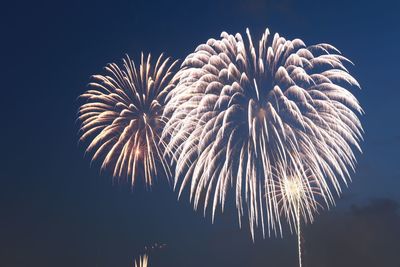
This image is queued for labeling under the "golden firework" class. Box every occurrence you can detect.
[79,53,178,186]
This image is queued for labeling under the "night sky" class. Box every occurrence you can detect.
[2,0,400,266]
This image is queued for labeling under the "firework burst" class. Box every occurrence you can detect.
[78,53,178,186]
[162,28,363,239]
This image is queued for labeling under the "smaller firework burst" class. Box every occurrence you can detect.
[78,53,178,186]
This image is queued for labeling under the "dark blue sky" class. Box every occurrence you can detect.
[2,0,400,266]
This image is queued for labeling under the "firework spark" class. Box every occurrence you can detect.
[134,254,149,267]
[162,28,363,239]
[78,53,178,186]
[133,243,166,267]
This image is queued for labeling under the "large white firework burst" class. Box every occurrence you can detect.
[162,28,363,238]
[78,53,178,186]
